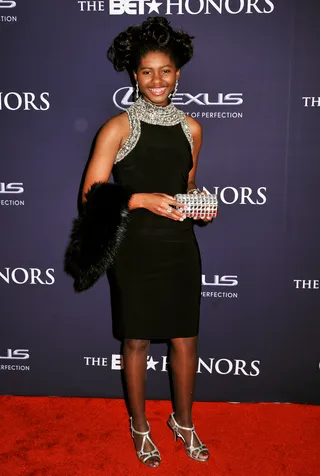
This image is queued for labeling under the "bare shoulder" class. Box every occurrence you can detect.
[185,115,202,139]
[108,111,129,127]
[98,111,129,140]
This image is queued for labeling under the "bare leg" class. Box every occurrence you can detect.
[123,338,160,467]
[169,336,209,461]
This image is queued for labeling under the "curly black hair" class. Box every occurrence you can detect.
[107,16,194,73]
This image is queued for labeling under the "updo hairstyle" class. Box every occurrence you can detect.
[107,16,194,74]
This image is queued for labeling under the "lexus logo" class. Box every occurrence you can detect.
[0,349,29,360]
[0,0,16,7]
[113,87,243,111]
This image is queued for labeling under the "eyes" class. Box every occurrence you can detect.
[141,69,172,75]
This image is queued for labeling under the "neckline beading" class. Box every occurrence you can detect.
[131,96,183,126]
[114,95,193,164]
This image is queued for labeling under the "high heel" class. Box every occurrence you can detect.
[167,412,209,462]
[130,417,161,467]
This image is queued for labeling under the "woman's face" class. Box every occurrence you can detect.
[134,51,180,106]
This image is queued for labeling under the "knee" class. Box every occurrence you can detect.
[170,336,198,353]
[124,338,150,353]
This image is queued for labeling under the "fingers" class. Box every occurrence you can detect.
[165,206,186,221]
[156,195,185,220]
[161,204,185,221]
[161,194,186,208]
[169,199,187,208]
[191,213,214,221]
[154,203,183,221]
[200,215,214,222]
[158,194,187,210]
[162,194,175,199]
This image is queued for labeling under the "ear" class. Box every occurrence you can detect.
[176,69,181,81]
[133,71,138,81]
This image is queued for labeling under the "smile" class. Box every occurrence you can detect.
[149,87,167,96]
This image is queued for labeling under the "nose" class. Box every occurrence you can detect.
[152,71,164,86]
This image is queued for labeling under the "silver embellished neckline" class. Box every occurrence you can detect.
[114,95,193,164]
[130,96,184,126]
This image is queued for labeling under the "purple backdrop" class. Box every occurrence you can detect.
[0,0,319,403]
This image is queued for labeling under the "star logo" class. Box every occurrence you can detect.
[146,0,162,14]
[147,356,159,370]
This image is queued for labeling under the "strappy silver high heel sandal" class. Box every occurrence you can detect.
[167,412,210,462]
[130,417,161,467]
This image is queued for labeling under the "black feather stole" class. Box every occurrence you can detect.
[64,182,133,292]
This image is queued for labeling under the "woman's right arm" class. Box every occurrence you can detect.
[81,113,128,203]
[82,114,148,211]
[82,113,185,220]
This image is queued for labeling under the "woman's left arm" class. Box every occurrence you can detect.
[186,116,202,193]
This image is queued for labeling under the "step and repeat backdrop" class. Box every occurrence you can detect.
[0,0,319,403]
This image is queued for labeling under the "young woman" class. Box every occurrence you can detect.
[82,16,212,468]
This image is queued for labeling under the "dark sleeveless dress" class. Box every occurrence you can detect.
[108,101,202,340]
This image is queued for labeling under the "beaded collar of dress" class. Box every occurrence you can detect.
[114,96,193,164]
[131,96,184,126]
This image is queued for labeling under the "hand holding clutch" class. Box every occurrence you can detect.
[174,187,218,221]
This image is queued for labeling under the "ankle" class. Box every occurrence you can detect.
[172,412,193,428]
[131,415,149,432]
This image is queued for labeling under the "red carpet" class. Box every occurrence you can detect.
[0,397,319,476]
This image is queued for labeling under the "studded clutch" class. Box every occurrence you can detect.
[174,192,218,219]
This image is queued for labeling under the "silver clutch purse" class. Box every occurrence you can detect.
[174,191,218,219]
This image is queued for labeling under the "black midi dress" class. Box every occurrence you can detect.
[107,96,202,340]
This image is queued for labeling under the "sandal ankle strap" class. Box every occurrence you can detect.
[130,417,151,436]
[170,412,195,431]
